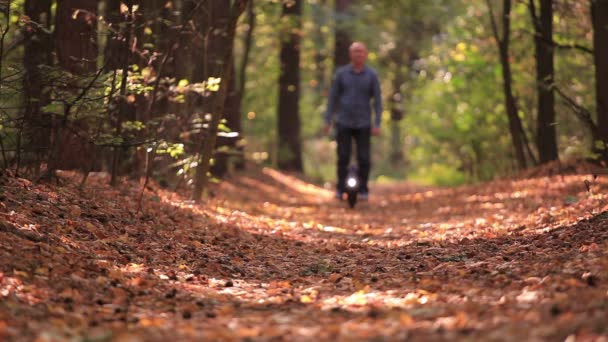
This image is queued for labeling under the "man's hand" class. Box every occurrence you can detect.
[371,126,381,136]
[323,123,332,135]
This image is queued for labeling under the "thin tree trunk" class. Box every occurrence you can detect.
[591,0,608,155]
[110,5,133,187]
[234,0,255,170]
[212,61,241,177]
[277,0,303,171]
[529,0,558,163]
[312,0,328,110]
[487,0,527,170]
[389,73,405,166]
[238,0,255,100]
[388,45,414,167]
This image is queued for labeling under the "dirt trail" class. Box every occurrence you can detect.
[1,168,607,341]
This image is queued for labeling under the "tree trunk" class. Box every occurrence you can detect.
[192,0,247,202]
[49,0,98,174]
[110,4,134,187]
[206,0,232,178]
[312,0,328,110]
[55,0,98,74]
[389,72,405,167]
[334,0,354,68]
[591,0,608,150]
[235,0,255,170]
[213,0,252,177]
[277,0,303,172]
[23,0,52,173]
[488,0,527,170]
[388,45,416,168]
[104,0,127,71]
[212,61,241,177]
[530,0,558,163]
[500,46,527,170]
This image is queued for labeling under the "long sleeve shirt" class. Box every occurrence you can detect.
[324,64,383,129]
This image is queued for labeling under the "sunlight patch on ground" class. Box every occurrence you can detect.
[262,168,334,199]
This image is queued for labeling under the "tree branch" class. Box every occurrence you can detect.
[486,0,502,46]
[553,86,601,141]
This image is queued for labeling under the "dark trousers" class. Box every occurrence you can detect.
[336,125,371,193]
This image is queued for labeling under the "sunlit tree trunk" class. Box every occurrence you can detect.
[213,0,252,177]
[235,0,255,170]
[213,61,241,177]
[192,0,247,202]
[529,0,558,164]
[205,0,231,179]
[277,0,303,171]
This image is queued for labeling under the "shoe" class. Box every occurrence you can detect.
[359,192,369,201]
[336,190,343,200]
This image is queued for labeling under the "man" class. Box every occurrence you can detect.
[324,42,383,200]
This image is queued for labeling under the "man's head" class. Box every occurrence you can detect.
[349,42,368,68]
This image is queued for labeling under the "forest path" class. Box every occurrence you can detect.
[1,168,607,341]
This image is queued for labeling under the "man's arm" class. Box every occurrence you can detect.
[324,72,341,126]
[372,73,383,128]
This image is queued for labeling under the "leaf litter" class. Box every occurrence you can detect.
[0,167,607,341]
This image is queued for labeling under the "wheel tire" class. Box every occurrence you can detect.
[347,192,357,208]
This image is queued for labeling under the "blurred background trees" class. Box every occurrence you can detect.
[0,0,606,192]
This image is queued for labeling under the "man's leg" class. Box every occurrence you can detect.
[354,127,371,194]
[336,124,352,194]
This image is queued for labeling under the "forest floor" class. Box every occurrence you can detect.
[1,165,608,341]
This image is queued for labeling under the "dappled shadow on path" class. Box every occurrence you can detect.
[1,169,607,341]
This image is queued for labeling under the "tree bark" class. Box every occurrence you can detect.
[110,4,134,187]
[192,0,247,202]
[55,0,98,74]
[213,0,252,177]
[334,0,354,68]
[104,0,127,71]
[487,0,528,170]
[48,0,98,175]
[530,0,559,163]
[206,0,232,178]
[277,0,303,171]
[312,0,328,110]
[235,0,255,170]
[23,0,52,173]
[591,0,608,151]
[212,61,242,177]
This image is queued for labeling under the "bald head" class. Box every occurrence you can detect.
[349,41,368,69]
[349,42,368,53]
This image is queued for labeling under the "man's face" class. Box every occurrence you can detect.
[350,44,368,66]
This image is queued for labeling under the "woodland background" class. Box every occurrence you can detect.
[0,0,607,193]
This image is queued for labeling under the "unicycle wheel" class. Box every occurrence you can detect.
[347,192,357,208]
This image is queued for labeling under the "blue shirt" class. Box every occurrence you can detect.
[324,65,383,129]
